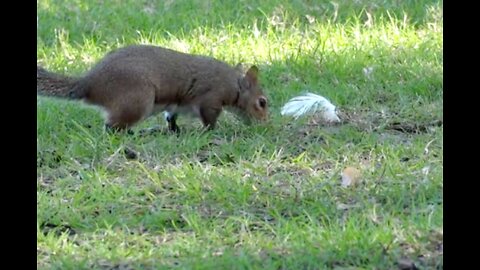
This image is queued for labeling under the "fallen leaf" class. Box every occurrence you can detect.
[341,167,361,187]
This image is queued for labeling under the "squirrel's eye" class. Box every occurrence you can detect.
[258,97,267,108]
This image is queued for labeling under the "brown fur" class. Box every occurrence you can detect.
[37,45,268,131]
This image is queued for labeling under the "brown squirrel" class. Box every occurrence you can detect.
[37,45,268,132]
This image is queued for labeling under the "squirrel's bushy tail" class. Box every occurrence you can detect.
[37,66,85,99]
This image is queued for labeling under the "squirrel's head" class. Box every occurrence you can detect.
[235,65,268,123]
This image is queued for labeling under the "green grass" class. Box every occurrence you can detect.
[37,0,443,269]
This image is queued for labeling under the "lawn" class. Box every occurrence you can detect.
[37,0,443,269]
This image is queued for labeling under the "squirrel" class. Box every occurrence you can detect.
[37,45,268,132]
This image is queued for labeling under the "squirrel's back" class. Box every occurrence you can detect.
[81,45,241,101]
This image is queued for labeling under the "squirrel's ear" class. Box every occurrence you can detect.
[244,65,258,86]
[238,65,259,90]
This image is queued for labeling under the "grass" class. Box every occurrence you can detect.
[37,0,443,269]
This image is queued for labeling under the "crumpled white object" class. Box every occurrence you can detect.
[281,92,341,122]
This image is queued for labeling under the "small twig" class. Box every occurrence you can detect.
[424,139,436,155]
